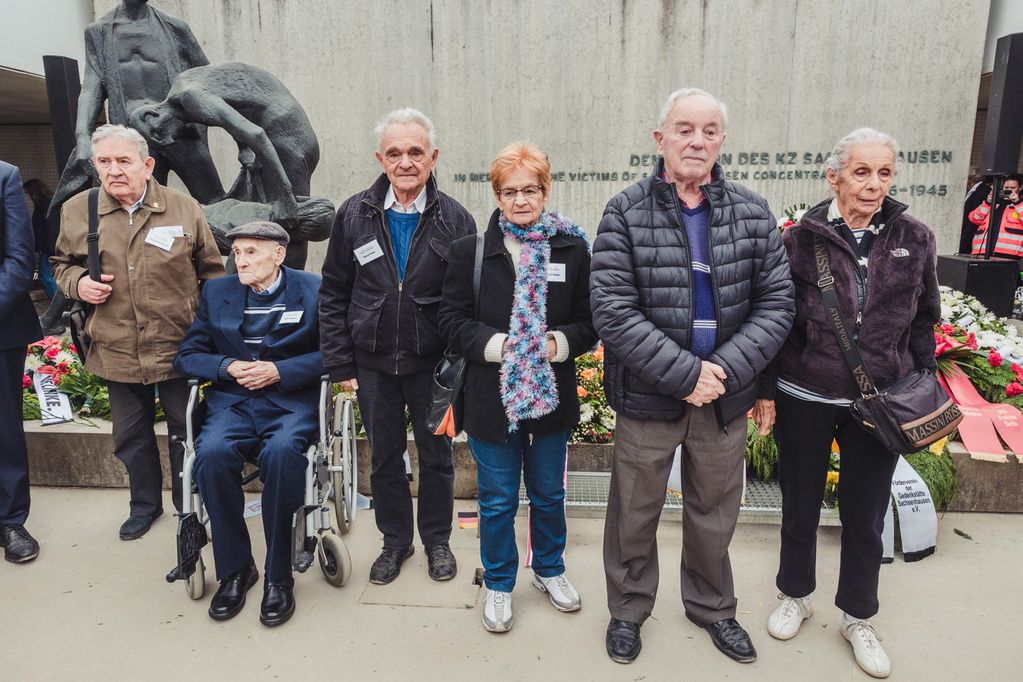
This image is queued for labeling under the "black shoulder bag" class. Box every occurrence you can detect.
[426,232,485,437]
[813,234,962,454]
[68,188,101,364]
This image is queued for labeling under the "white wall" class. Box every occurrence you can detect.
[90,0,991,266]
[0,0,93,76]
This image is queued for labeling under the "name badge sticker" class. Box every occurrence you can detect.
[354,239,385,265]
[547,262,566,282]
[144,230,175,251]
[279,310,304,325]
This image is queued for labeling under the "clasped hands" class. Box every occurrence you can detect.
[683,360,727,407]
[227,360,280,390]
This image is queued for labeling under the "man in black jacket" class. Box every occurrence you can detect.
[592,89,794,665]
[319,109,475,585]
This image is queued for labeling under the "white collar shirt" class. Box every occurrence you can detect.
[384,185,427,214]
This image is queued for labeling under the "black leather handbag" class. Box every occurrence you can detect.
[813,234,962,454]
[68,189,101,364]
[426,232,484,437]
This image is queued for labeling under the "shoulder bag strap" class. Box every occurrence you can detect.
[87,188,101,280]
[812,233,878,398]
[472,231,484,316]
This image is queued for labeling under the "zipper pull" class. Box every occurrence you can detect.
[398,282,403,292]
[856,311,863,326]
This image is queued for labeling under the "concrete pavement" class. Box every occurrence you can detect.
[3,487,1018,680]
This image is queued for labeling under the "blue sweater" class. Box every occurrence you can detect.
[679,203,717,359]
[386,209,420,281]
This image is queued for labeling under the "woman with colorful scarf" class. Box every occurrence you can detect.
[438,142,596,633]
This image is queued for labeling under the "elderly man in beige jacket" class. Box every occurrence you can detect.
[53,124,223,540]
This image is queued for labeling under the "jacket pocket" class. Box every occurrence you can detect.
[411,294,444,355]
[348,289,387,353]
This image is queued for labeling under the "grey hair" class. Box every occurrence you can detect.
[657,87,729,131]
[822,128,899,175]
[374,108,437,150]
[91,123,149,159]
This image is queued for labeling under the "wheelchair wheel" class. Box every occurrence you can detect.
[331,397,358,535]
[186,554,206,600]
[318,533,351,587]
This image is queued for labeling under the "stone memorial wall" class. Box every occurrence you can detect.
[95,0,990,270]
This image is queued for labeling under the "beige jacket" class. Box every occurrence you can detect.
[52,179,224,384]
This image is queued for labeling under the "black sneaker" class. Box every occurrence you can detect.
[118,509,163,541]
[1,525,40,563]
[368,546,414,585]
[425,543,457,581]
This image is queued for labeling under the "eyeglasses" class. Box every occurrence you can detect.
[497,185,544,202]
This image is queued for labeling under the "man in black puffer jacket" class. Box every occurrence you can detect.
[319,108,475,586]
[592,89,794,666]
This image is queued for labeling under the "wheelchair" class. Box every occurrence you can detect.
[166,376,359,599]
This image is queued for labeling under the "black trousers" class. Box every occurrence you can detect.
[0,348,31,526]
[106,378,189,516]
[774,391,899,619]
[356,367,454,549]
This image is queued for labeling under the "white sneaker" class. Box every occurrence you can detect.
[482,589,513,632]
[767,593,813,640]
[842,619,891,678]
[532,573,581,612]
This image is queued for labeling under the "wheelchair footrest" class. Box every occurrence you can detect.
[174,512,209,581]
[291,505,319,573]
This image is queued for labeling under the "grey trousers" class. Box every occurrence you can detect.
[603,405,746,624]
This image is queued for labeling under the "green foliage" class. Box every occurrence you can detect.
[905,445,958,511]
[745,419,779,480]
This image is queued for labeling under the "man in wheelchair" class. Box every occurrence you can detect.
[174,221,325,627]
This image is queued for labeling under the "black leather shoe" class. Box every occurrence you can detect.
[1,525,40,563]
[259,581,296,627]
[119,509,163,541]
[425,543,457,581]
[606,618,642,663]
[208,562,259,621]
[686,612,757,663]
[369,546,414,585]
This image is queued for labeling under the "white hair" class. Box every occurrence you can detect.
[91,123,149,159]
[374,108,437,150]
[657,87,729,131]
[823,127,899,175]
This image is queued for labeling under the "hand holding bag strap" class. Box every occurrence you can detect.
[812,233,877,398]
[87,188,101,280]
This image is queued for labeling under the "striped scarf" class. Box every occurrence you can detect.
[498,210,588,431]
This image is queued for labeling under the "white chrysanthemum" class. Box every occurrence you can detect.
[55,350,77,365]
[940,304,953,322]
[24,355,43,372]
[579,403,594,424]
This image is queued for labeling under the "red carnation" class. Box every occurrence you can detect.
[1007,382,1023,397]
[940,323,955,335]
[44,347,60,360]
[1013,363,1023,382]
[966,332,978,350]
[22,374,31,389]
[989,349,1003,367]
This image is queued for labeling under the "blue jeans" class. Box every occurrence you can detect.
[38,252,57,300]
[468,425,570,592]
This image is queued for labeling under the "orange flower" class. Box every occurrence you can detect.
[581,368,598,382]
[577,386,588,398]
[593,345,605,361]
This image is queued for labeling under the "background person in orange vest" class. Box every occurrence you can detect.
[969,173,1023,258]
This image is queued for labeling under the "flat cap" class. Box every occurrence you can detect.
[225,221,290,247]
